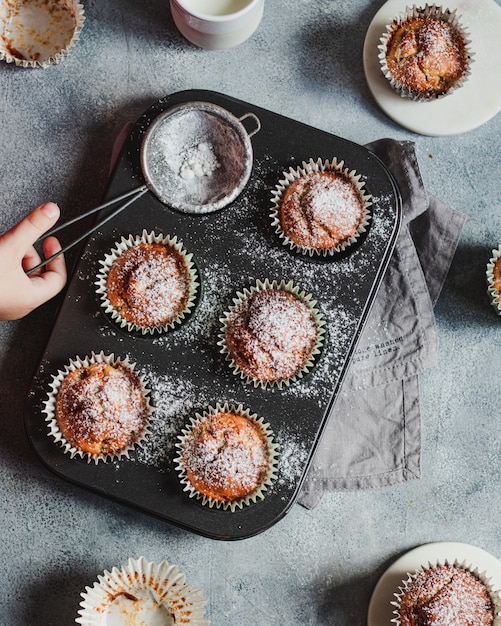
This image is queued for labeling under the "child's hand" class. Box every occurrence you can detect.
[0,202,67,320]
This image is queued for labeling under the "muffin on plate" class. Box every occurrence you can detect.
[96,230,199,335]
[486,244,501,316]
[379,5,473,100]
[174,403,279,511]
[218,278,326,388]
[392,561,501,626]
[270,158,371,256]
[44,352,154,463]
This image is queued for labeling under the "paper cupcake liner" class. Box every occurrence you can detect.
[43,351,155,464]
[270,157,372,257]
[378,4,474,101]
[218,278,326,389]
[391,558,501,626]
[0,0,85,68]
[95,229,200,335]
[486,244,501,316]
[76,556,210,625]
[174,402,280,512]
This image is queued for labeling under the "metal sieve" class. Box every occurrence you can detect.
[28,101,260,273]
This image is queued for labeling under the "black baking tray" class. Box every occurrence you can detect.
[25,90,402,540]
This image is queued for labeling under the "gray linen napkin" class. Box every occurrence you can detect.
[298,138,465,509]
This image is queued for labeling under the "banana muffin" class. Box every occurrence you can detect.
[175,404,279,510]
[381,6,471,100]
[220,280,324,387]
[280,170,366,251]
[55,360,151,457]
[106,242,191,328]
[271,158,371,256]
[396,564,496,626]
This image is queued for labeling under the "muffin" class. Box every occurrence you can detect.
[270,158,371,256]
[76,556,209,626]
[379,5,472,100]
[44,352,154,462]
[393,562,500,626]
[174,403,279,511]
[486,244,501,316]
[218,279,326,388]
[96,230,199,335]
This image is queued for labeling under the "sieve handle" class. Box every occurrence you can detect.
[239,112,261,138]
[26,185,148,275]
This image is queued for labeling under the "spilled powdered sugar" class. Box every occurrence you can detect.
[122,157,397,495]
[83,153,398,496]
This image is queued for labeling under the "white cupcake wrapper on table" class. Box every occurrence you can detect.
[174,402,280,512]
[43,351,155,464]
[0,0,85,68]
[390,558,501,626]
[378,4,474,102]
[270,157,372,257]
[76,556,210,625]
[486,244,501,316]
[218,278,327,389]
[95,229,200,335]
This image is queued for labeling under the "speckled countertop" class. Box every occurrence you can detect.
[0,1,500,624]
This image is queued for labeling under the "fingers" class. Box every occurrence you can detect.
[0,204,67,320]
[4,202,60,252]
[21,245,43,274]
[41,236,67,289]
[28,235,67,295]
[22,234,66,294]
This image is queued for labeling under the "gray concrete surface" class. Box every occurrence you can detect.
[0,1,500,624]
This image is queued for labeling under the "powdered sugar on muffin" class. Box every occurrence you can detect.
[219,279,326,388]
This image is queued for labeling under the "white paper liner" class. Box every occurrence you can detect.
[174,402,280,512]
[218,278,326,389]
[486,245,501,316]
[0,0,85,68]
[378,4,474,101]
[43,351,155,464]
[95,230,200,335]
[270,157,372,257]
[390,558,501,626]
[76,556,210,626]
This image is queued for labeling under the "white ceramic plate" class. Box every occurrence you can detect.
[363,0,501,136]
[367,541,501,625]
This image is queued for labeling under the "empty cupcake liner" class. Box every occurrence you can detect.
[76,556,210,625]
[174,402,280,512]
[391,558,501,626]
[486,244,501,316]
[218,278,326,389]
[378,4,474,101]
[0,0,85,68]
[270,157,372,257]
[44,351,155,464]
[95,229,200,335]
